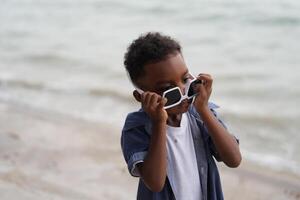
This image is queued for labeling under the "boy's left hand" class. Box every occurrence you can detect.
[193,73,213,113]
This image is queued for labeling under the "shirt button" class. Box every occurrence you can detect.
[174,139,178,143]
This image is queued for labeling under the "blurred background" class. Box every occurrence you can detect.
[0,0,299,199]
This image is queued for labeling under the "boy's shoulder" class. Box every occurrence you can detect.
[122,109,150,131]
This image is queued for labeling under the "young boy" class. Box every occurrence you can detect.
[121,32,241,200]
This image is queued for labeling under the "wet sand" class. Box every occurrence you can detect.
[0,102,299,200]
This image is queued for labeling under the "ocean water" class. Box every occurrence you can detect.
[0,0,299,175]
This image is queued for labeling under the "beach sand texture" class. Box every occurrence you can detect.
[0,102,299,200]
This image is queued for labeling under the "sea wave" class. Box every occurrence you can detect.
[222,111,299,128]
[0,79,132,102]
[245,15,300,26]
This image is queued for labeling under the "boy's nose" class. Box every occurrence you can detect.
[179,83,186,95]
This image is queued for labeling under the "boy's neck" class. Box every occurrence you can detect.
[167,113,183,127]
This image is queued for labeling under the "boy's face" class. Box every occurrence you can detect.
[136,52,193,115]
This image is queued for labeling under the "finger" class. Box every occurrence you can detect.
[194,83,207,102]
[197,73,211,78]
[158,97,168,109]
[142,92,151,107]
[197,74,213,88]
[149,93,160,108]
[195,76,206,86]
[197,74,212,81]
[193,80,202,93]
[141,92,146,104]
[146,93,156,107]
[202,75,213,89]
[204,75,213,89]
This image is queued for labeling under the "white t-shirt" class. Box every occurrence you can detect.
[166,113,202,200]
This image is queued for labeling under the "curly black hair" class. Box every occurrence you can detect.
[124,32,182,85]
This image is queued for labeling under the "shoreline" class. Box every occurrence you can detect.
[0,101,299,200]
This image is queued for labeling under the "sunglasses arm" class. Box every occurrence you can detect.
[135,87,144,95]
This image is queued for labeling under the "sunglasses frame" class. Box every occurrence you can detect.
[162,77,200,109]
[135,75,202,110]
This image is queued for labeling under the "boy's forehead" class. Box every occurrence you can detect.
[142,53,189,84]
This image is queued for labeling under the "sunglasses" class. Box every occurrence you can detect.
[136,77,202,110]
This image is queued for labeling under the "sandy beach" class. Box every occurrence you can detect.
[0,101,299,200]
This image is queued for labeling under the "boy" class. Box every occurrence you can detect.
[121,32,241,200]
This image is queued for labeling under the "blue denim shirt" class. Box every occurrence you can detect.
[121,102,230,200]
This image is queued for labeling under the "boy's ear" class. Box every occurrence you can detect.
[133,90,141,102]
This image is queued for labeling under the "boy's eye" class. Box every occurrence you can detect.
[183,77,190,83]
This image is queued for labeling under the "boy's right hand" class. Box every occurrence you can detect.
[141,92,168,123]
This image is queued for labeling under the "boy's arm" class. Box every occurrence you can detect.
[198,106,241,167]
[194,74,242,168]
[137,92,168,192]
[137,121,167,192]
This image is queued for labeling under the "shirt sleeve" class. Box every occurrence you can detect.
[121,125,150,177]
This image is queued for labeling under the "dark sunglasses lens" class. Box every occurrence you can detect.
[164,89,181,106]
[188,80,201,97]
